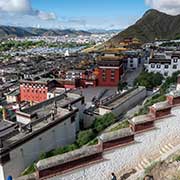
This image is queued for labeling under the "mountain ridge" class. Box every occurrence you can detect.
[108,9,180,45]
[0,25,91,38]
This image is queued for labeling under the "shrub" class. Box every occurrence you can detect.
[93,113,116,133]
[21,163,36,176]
[52,143,79,156]
[77,129,96,147]
[172,154,180,162]
[135,71,164,90]
[144,161,160,175]
[88,138,98,146]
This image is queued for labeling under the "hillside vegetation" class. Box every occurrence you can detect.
[108,9,180,45]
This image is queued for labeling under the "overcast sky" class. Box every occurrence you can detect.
[0,0,179,30]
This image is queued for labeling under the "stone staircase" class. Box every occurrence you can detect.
[160,143,174,155]
[135,158,151,171]
[115,142,177,179]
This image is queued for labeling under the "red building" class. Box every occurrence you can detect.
[20,79,57,103]
[97,56,124,86]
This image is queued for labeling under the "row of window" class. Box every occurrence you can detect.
[22,89,46,94]
[151,64,177,69]
[22,96,46,100]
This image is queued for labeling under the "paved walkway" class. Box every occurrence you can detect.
[123,64,143,86]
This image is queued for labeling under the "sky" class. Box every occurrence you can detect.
[0,0,180,30]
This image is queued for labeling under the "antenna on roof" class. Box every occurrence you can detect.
[68,104,73,111]
[51,109,55,121]
[26,124,32,133]
[18,124,24,133]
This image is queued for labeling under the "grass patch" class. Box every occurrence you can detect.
[21,163,36,176]
[172,154,180,162]
[87,138,98,146]
[144,161,160,175]
[110,120,129,132]
[135,94,166,116]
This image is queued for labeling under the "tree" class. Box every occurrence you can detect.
[76,129,96,147]
[135,71,164,89]
[93,113,116,133]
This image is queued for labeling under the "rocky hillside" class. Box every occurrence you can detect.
[108,9,180,44]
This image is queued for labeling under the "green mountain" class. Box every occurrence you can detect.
[108,9,180,44]
[0,26,91,38]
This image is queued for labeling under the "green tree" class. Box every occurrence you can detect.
[76,129,96,147]
[93,113,116,133]
[135,71,164,89]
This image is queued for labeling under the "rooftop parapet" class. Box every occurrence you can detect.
[129,114,155,132]
[100,128,133,142]
[130,114,153,125]
[167,90,180,105]
[150,101,172,118]
[36,143,102,171]
[36,143,103,178]
[100,128,134,150]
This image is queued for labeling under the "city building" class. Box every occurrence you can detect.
[6,89,20,104]
[97,56,124,86]
[20,79,58,103]
[0,92,84,180]
[16,81,180,180]
[123,51,141,70]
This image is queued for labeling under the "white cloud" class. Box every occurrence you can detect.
[145,0,180,15]
[0,0,56,20]
[37,11,56,20]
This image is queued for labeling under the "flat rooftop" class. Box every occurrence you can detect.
[0,120,16,138]
[5,107,75,149]
[21,92,82,116]
[100,87,146,109]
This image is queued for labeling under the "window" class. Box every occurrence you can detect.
[111,69,115,75]
[173,58,178,63]
[157,64,161,69]
[102,77,106,81]
[151,64,155,68]
[71,116,75,123]
[164,65,169,69]
[130,64,133,68]
[130,59,133,63]
[173,65,177,69]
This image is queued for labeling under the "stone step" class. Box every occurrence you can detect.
[135,158,151,171]
[160,143,174,155]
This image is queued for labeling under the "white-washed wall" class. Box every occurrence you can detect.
[49,106,180,180]
[1,117,76,180]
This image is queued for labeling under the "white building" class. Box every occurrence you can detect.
[145,53,180,76]
[0,93,85,180]
[127,56,139,69]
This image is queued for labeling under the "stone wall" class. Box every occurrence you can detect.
[32,99,180,180]
[1,116,76,180]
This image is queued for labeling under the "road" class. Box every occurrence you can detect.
[123,63,144,86]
